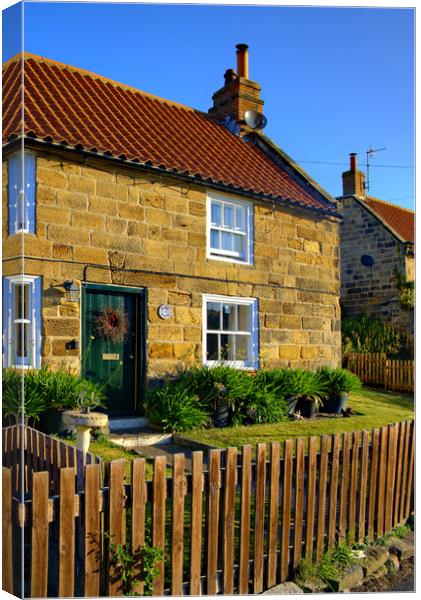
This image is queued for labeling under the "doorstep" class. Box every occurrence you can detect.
[108,415,151,432]
[109,429,173,448]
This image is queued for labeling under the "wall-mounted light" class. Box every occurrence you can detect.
[64,280,80,302]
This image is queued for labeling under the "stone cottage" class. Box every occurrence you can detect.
[337,153,414,331]
[2,46,341,414]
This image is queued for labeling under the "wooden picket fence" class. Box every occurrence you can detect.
[2,424,101,496]
[2,420,414,597]
[347,353,414,392]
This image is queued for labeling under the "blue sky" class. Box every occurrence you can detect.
[2,1,415,209]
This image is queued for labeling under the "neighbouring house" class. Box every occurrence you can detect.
[337,153,414,331]
[2,46,341,414]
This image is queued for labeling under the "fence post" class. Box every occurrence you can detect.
[2,467,13,595]
[172,454,186,596]
[30,471,50,598]
[238,445,252,595]
[190,452,204,596]
[384,359,390,391]
[222,448,237,595]
[253,444,267,593]
[267,442,280,588]
[207,449,221,595]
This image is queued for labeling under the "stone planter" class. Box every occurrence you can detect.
[62,410,108,453]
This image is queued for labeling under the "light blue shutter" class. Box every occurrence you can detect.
[7,154,20,234]
[2,278,12,367]
[32,277,42,369]
[25,153,36,233]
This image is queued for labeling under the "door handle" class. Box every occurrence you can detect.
[129,355,134,359]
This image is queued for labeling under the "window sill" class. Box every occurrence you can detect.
[206,253,254,267]
[203,361,258,371]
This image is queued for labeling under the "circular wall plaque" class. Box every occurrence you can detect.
[158,304,171,320]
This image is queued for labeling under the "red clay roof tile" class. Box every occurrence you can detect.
[365,196,414,243]
[3,54,337,214]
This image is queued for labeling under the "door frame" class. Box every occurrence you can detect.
[81,282,147,414]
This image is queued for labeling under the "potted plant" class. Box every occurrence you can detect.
[145,384,210,433]
[2,369,46,426]
[294,370,329,419]
[3,366,106,434]
[178,366,253,428]
[317,367,362,414]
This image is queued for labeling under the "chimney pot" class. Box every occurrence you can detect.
[209,44,263,135]
[236,43,249,79]
[224,68,237,84]
[342,152,366,197]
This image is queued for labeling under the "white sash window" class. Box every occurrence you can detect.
[202,294,258,369]
[207,192,253,264]
[8,151,36,235]
[3,275,42,369]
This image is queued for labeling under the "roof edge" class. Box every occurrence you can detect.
[338,193,409,244]
[248,132,339,210]
[5,135,341,220]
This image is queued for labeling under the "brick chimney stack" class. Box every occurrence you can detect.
[342,153,366,197]
[209,44,264,135]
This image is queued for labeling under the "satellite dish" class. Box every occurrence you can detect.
[244,109,268,130]
[361,254,374,267]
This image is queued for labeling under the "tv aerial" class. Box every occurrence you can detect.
[365,146,386,193]
[244,109,268,130]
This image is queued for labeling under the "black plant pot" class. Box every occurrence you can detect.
[296,398,317,419]
[212,401,230,428]
[286,395,299,416]
[331,392,349,414]
[38,408,76,436]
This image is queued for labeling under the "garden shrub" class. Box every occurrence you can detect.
[254,368,328,402]
[2,367,105,424]
[341,315,406,358]
[145,385,210,433]
[179,366,253,409]
[243,384,289,424]
[317,367,362,394]
[2,369,46,424]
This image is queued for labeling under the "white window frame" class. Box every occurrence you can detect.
[7,150,36,235]
[3,275,41,369]
[202,294,259,369]
[206,191,254,265]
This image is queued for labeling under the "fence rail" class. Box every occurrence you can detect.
[347,353,414,392]
[2,420,415,597]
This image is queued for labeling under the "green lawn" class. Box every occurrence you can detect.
[58,387,413,467]
[181,387,414,450]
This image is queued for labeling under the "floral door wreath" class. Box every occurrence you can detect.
[95,306,129,342]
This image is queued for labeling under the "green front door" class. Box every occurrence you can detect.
[82,284,146,414]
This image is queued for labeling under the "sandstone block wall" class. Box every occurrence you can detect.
[339,196,413,330]
[3,148,341,379]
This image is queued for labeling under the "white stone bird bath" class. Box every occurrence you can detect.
[62,410,108,453]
